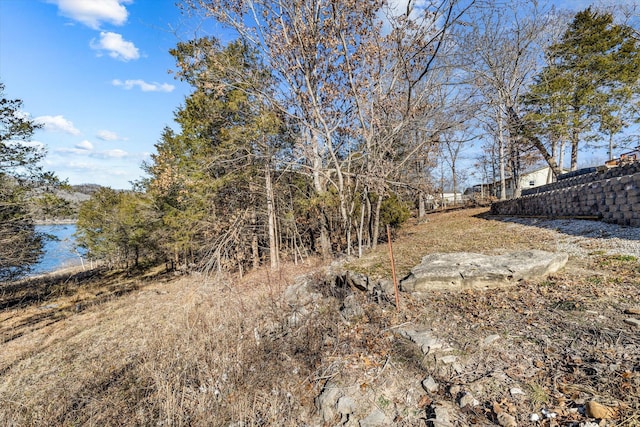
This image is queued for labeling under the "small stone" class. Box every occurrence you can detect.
[430,402,452,426]
[340,295,364,320]
[586,401,617,419]
[458,392,479,408]
[316,382,342,423]
[483,334,501,345]
[375,279,395,297]
[337,396,355,416]
[530,413,540,422]
[345,271,369,291]
[421,338,444,354]
[398,328,444,354]
[439,355,458,364]
[359,408,388,427]
[510,387,525,397]
[422,376,439,393]
[449,385,461,397]
[623,318,640,327]
[497,412,517,427]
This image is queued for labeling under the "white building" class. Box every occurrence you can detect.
[474,166,567,200]
[423,192,466,210]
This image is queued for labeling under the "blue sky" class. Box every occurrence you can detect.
[0,0,623,189]
[0,0,195,189]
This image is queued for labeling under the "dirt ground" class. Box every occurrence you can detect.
[0,207,638,426]
[340,208,640,426]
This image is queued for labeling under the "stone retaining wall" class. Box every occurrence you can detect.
[491,162,640,227]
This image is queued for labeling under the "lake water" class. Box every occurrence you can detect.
[31,224,85,275]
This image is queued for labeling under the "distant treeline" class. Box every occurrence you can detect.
[29,184,102,222]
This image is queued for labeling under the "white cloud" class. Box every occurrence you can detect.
[112,79,175,93]
[35,115,81,135]
[96,129,124,141]
[56,147,91,155]
[54,145,130,159]
[75,140,94,150]
[100,149,129,158]
[90,32,139,61]
[49,0,131,29]
[386,0,429,18]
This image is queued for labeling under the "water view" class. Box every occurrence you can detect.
[31,224,85,275]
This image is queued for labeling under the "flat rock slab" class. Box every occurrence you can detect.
[398,327,445,354]
[401,250,568,292]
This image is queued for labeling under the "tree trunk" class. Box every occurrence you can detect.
[559,139,566,172]
[265,163,279,270]
[548,135,558,183]
[358,194,366,257]
[311,134,332,258]
[506,106,563,177]
[418,191,426,218]
[371,191,383,250]
[608,132,614,161]
[366,191,373,249]
[570,130,579,171]
[510,139,522,198]
[251,209,260,269]
[452,165,458,204]
[498,109,507,200]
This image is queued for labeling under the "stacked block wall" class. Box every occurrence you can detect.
[491,162,640,227]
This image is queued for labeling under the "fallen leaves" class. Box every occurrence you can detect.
[585,400,618,419]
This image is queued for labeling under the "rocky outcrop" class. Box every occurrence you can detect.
[400,250,568,292]
[284,251,571,425]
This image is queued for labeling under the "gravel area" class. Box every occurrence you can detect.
[498,217,640,258]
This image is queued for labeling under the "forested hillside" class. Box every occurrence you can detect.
[29,184,99,223]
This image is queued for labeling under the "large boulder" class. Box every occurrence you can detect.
[401,250,568,292]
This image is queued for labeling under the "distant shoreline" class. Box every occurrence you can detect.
[34,219,77,225]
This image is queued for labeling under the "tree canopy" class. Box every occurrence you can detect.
[0,82,46,280]
[72,2,640,275]
[523,7,640,171]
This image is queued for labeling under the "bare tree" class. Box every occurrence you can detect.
[463,0,554,198]
[183,0,475,254]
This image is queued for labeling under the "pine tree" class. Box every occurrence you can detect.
[75,188,157,268]
[0,82,46,281]
[524,8,640,170]
[142,38,292,272]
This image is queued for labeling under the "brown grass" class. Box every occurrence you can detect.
[346,207,562,279]
[1,208,639,426]
[0,258,350,426]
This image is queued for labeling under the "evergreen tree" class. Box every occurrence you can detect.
[143,38,292,272]
[76,187,157,268]
[0,82,47,281]
[524,8,640,170]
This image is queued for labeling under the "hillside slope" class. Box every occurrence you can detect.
[1,208,639,426]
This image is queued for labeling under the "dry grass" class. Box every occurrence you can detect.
[1,207,639,426]
[0,259,349,426]
[346,207,562,279]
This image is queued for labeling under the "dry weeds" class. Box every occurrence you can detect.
[0,207,638,426]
